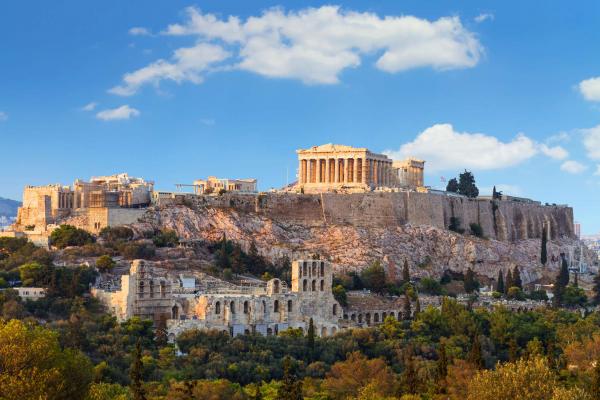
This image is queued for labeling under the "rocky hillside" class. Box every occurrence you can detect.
[130,194,594,287]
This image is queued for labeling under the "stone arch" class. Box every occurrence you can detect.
[273,280,280,294]
[312,262,317,277]
[311,280,316,291]
[274,300,279,312]
[389,311,394,319]
[331,327,337,335]
[243,301,249,314]
[382,312,387,320]
[230,301,235,314]
[320,262,325,277]
[358,314,363,323]
[333,304,338,316]
[366,313,371,325]
[321,327,328,337]
[172,305,179,320]
[303,279,307,292]
[215,301,221,314]
[351,314,356,321]
[374,313,379,323]
[287,300,293,312]
[263,300,267,313]
[302,262,307,276]
[320,280,324,291]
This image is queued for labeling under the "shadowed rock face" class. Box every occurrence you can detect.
[132,193,587,285]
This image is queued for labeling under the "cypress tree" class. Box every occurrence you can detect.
[553,256,570,306]
[403,293,412,320]
[593,274,600,305]
[415,294,421,315]
[496,270,505,294]
[279,357,302,400]
[402,259,410,284]
[402,347,419,394]
[508,338,519,362]
[541,224,548,266]
[505,269,513,293]
[464,268,477,293]
[512,266,522,289]
[307,317,315,355]
[130,340,146,400]
[436,343,448,393]
[468,334,485,369]
[592,354,600,400]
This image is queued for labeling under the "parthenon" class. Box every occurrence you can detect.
[297,144,424,192]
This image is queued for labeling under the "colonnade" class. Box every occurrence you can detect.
[298,157,393,187]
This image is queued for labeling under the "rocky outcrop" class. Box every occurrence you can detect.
[131,192,591,286]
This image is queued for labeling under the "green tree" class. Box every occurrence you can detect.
[446,178,459,193]
[307,318,315,356]
[513,266,523,289]
[496,270,505,294]
[99,226,134,243]
[361,260,387,294]
[152,229,179,248]
[553,257,570,306]
[470,223,484,238]
[96,255,116,273]
[464,268,479,293]
[403,293,412,320]
[505,269,513,294]
[19,262,49,286]
[332,285,347,307]
[402,259,410,284]
[449,216,465,233]
[592,353,600,400]
[592,274,600,305]
[541,225,548,266]
[437,343,449,392]
[129,340,146,400]
[279,357,302,400]
[49,224,94,249]
[458,170,479,198]
[468,334,485,369]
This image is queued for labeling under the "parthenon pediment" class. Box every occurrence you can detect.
[298,143,367,153]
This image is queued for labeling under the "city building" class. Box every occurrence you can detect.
[574,221,581,239]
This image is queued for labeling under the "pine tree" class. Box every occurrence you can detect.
[505,269,513,294]
[130,340,146,400]
[458,170,479,198]
[402,259,410,284]
[446,178,459,193]
[279,357,302,400]
[468,334,485,369]
[508,338,519,362]
[592,354,600,400]
[403,293,412,320]
[541,224,548,266]
[512,266,522,289]
[496,270,505,294]
[464,268,478,293]
[574,271,579,287]
[402,350,419,394]
[553,256,570,306]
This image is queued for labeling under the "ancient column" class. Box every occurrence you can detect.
[316,158,322,183]
[334,158,339,183]
[325,158,330,183]
[343,159,348,183]
[299,160,305,184]
[373,161,378,186]
[307,159,312,184]
[353,157,359,184]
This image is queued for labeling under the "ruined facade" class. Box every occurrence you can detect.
[192,176,257,194]
[394,158,425,189]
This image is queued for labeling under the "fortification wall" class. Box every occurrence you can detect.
[166,192,574,241]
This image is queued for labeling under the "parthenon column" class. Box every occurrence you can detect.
[334,158,339,183]
[343,159,348,183]
[325,158,330,183]
[353,157,358,184]
[316,159,322,183]
[299,160,305,184]
[362,157,369,184]
[307,159,312,184]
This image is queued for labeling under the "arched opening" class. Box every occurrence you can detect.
[396,312,402,321]
[303,279,307,292]
[312,262,317,276]
[343,314,348,320]
[138,281,144,299]
[160,281,166,298]
[287,300,293,312]
[366,313,371,325]
[311,280,316,291]
[382,312,387,320]
[243,301,249,314]
[321,327,328,337]
[230,301,235,314]
[374,313,379,323]
[274,300,279,312]
[263,300,267,313]
[149,280,154,298]
[320,280,324,291]
[331,327,337,335]
[390,312,395,319]
[302,262,307,276]
[320,262,325,277]
[351,314,356,321]
[267,328,273,336]
[333,304,338,316]
[273,280,280,294]
[172,305,179,320]
[358,314,362,323]
[215,301,221,314]
[244,329,250,335]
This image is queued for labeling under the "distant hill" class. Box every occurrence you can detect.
[0,197,20,218]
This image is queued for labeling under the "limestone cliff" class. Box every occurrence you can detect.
[130,192,591,286]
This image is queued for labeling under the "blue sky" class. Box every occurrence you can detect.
[1,1,600,233]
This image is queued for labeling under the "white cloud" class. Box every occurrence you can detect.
[384,124,541,172]
[583,124,600,160]
[560,160,587,174]
[200,118,215,126]
[0,112,7,121]
[539,144,568,160]
[579,77,600,102]
[594,165,600,176]
[474,13,494,23]
[112,6,483,94]
[81,102,98,112]
[129,27,152,36]
[546,131,570,143]
[109,43,230,96]
[96,105,140,121]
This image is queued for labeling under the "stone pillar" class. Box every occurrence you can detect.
[325,158,330,183]
[307,159,312,184]
[343,159,348,183]
[362,157,368,185]
[299,159,305,184]
[316,158,322,183]
[373,161,378,186]
[334,158,339,183]
[353,157,358,184]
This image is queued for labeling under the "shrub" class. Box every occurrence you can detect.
[152,229,179,248]
[419,277,443,295]
[49,225,94,249]
[99,226,134,243]
[470,223,484,238]
[527,290,549,301]
[332,285,348,306]
[95,255,116,273]
[507,286,526,301]
[449,217,465,234]
[118,242,156,260]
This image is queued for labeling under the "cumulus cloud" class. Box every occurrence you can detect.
[0,111,7,121]
[384,124,548,172]
[96,105,140,121]
[129,27,152,36]
[474,13,494,23]
[583,124,600,160]
[111,5,483,94]
[109,43,230,96]
[579,77,600,102]
[539,144,568,160]
[81,102,98,112]
[560,160,587,174]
